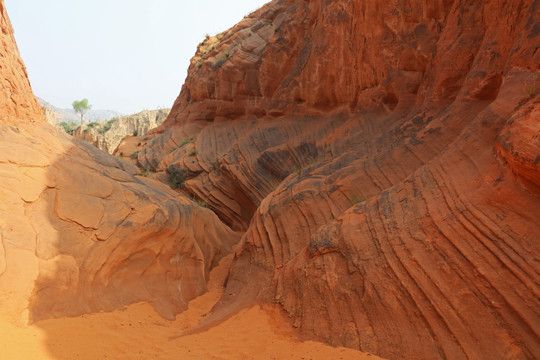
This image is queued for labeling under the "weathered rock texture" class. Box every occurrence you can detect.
[0,2,43,125]
[72,109,170,154]
[41,105,62,130]
[140,0,540,359]
[0,125,238,324]
[0,0,238,325]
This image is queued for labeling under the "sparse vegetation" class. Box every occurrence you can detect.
[129,151,138,159]
[180,136,195,147]
[211,161,219,171]
[290,156,322,178]
[59,121,77,135]
[351,194,366,205]
[168,168,185,189]
[189,196,209,208]
[133,129,139,136]
[193,57,203,68]
[99,117,117,134]
[189,149,198,156]
[85,121,98,130]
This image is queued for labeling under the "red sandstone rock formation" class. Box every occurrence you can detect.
[140,0,540,359]
[0,2,43,125]
[1,0,539,358]
[0,0,238,325]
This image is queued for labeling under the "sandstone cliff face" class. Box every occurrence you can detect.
[140,0,540,359]
[72,109,170,154]
[41,105,62,130]
[0,1,238,325]
[0,2,43,125]
[0,125,238,324]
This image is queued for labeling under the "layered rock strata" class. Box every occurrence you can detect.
[72,109,170,154]
[0,0,238,325]
[0,2,43,125]
[140,0,540,359]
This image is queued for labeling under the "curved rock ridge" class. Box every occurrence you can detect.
[139,0,540,359]
[0,1,43,125]
[41,105,62,130]
[0,124,238,321]
[72,108,170,154]
[161,0,455,124]
[0,0,239,325]
[0,123,239,324]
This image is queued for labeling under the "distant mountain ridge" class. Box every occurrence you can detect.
[37,97,123,123]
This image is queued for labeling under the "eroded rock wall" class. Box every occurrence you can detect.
[0,124,238,324]
[0,1,238,325]
[140,0,540,359]
[0,1,43,125]
[72,109,170,154]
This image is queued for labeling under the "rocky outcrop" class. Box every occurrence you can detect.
[0,2,43,125]
[0,124,238,324]
[0,1,237,326]
[2,0,539,358]
[139,0,540,359]
[41,105,62,130]
[72,109,169,153]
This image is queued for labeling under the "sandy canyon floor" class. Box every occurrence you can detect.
[0,254,383,360]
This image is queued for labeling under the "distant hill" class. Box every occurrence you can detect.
[37,97,123,124]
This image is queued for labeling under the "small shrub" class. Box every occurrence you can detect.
[133,129,139,136]
[189,149,198,156]
[180,136,194,147]
[189,196,209,208]
[129,151,138,159]
[195,199,209,208]
[60,121,77,135]
[100,117,117,134]
[210,161,219,171]
[205,33,210,41]
[86,121,98,129]
[119,151,124,156]
[168,168,185,189]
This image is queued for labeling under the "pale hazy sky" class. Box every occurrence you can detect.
[5,0,269,114]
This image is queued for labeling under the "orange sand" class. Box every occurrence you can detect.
[0,255,382,360]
